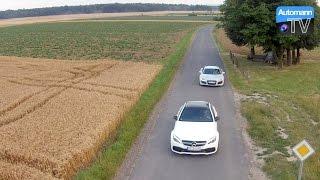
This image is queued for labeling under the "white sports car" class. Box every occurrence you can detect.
[171,101,220,155]
[199,66,225,86]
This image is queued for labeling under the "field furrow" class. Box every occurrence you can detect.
[0,160,57,180]
[0,87,66,127]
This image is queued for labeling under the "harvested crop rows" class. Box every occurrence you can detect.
[0,11,197,27]
[0,56,161,179]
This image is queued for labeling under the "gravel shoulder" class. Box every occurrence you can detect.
[233,92,269,180]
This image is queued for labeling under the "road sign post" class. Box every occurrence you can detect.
[292,140,315,180]
[298,160,303,180]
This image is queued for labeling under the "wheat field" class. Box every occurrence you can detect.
[0,11,201,27]
[0,56,161,179]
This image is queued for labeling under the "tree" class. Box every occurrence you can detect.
[239,3,274,56]
[221,0,319,68]
[0,3,215,19]
[220,0,247,47]
[280,0,320,64]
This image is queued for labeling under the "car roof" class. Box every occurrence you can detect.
[185,101,210,108]
[204,66,220,69]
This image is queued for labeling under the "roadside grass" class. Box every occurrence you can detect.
[215,28,320,61]
[75,29,196,179]
[302,46,320,61]
[213,28,320,179]
[214,28,264,56]
[0,21,204,62]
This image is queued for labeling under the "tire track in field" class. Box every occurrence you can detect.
[0,87,66,127]
[84,82,139,92]
[0,57,162,178]
[0,62,134,129]
[0,87,51,117]
[3,80,136,100]
[0,62,129,176]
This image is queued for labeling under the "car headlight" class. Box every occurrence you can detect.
[208,137,216,144]
[201,78,206,81]
[173,134,181,143]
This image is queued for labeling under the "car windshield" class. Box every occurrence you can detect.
[203,68,221,75]
[179,106,213,122]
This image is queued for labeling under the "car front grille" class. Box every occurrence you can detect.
[207,80,217,85]
[182,140,207,147]
[173,146,215,153]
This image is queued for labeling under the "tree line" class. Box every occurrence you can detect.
[220,0,319,68]
[0,3,218,20]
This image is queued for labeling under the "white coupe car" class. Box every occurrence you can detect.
[171,101,220,155]
[199,66,225,86]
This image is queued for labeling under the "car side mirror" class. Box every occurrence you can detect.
[199,68,203,74]
[222,72,226,75]
[215,116,220,121]
[174,115,178,120]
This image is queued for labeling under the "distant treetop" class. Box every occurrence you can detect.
[0,3,219,19]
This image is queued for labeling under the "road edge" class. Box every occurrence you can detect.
[211,28,269,180]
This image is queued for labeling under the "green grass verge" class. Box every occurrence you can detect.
[75,29,195,180]
[213,28,320,180]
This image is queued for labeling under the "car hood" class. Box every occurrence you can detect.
[200,74,224,81]
[173,121,218,141]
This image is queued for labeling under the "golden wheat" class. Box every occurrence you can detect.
[0,56,161,179]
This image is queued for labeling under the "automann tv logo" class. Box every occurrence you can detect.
[276,6,315,35]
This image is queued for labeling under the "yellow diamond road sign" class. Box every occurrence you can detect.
[293,140,315,161]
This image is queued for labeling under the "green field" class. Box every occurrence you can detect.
[0,21,205,62]
[95,15,220,21]
[214,28,320,180]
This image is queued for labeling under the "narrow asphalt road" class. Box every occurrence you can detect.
[128,25,249,180]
